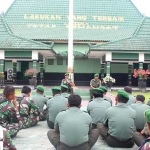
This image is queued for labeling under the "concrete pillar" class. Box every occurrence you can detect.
[12,59,17,83]
[128,62,133,86]
[40,62,44,84]
[139,53,144,79]
[32,51,38,77]
[105,52,112,76]
[0,51,4,73]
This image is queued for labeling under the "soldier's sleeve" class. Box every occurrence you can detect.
[99,79,101,86]
[90,79,93,86]
[54,114,61,132]
[3,129,17,150]
[61,79,64,84]
[103,109,109,126]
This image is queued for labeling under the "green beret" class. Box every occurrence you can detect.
[65,73,69,76]
[145,109,150,123]
[117,90,129,100]
[93,88,104,93]
[61,85,68,89]
[36,86,44,92]
[99,86,107,92]
[51,87,61,92]
[94,74,99,77]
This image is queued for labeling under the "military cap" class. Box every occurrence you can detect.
[117,90,129,100]
[61,84,69,89]
[93,88,104,93]
[51,87,61,92]
[65,73,69,76]
[99,86,107,92]
[94,74,99,77]
[145,109,150,123]
[36,86,44,92]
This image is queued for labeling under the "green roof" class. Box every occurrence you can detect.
[90,17,150,52]
[0,14,52,50]
[5,0,143,41]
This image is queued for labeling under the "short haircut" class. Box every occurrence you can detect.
[93,91,103,98]
[124,86,132,94]
[52,90,61,95]
[136,95,145,102]
[117,95,128,103]
[21,86,31,94]
[3,86,15,97]
[61,87,68,93]
[36,89,44,94]
[68,94,81,107]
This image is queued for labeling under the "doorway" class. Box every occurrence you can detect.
[20,61,29,80]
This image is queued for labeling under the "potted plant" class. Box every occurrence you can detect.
[24,68,38,89]
[133,69,150,92]
[103,76,116,91]
[0,72,4,88]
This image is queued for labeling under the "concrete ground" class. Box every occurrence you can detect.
[12,86,140,150]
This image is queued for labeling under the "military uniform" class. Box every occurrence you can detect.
[20,96,41,129]
[100,86,112,105]
[47,107,100,150]
[126,94,135,106]
[130,101,150,131]
[0,97,22,138]
[61,85,70,98]
[47,87,68,129]
[31,86,48,121]
[61,73,74,94]
[136,110,150,150]
[98,90,136,148]
[90,74,101,99]
[2,127,17,150]
[87,88,111,129]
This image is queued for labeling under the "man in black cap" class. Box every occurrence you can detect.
[61,73,74,94]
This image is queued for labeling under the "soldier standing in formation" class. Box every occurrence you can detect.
[87,88,111,129]
[31,85,48,121]
[61,73,74,94]
[61,84,70,98]
[97,90,136,148]
[47,87,68,129]
[0,86,22,138]
[47,94,100,150]
[89,74,101,99]
[19,86,41,129]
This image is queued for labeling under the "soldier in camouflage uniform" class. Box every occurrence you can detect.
[1,127,17,150]
[0,86,22,138]
[19,86,42,129]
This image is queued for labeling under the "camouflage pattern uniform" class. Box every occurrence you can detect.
[138,137,150,150]
[2,127,17,150]
[19,97,42,129]
[0,97,22,138]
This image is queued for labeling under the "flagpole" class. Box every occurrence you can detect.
[67,0,74,83]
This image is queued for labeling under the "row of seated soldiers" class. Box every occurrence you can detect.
[1,85,150,150]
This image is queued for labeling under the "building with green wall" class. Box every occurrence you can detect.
[0,0,150,86]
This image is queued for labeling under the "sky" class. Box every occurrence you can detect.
[0,0,150,16]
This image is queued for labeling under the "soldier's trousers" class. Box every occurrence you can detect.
[47,119,54,129]
[3,128,17,150]
[21,114,38,129]
[40,110,48,121]
[89,89,93,99]
[133,132,146,147]
[3,122,22,138]
[47,129,100,150]
[97,123,134,148]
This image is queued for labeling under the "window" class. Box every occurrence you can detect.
[48,59,54,65]
[57,58,63,65]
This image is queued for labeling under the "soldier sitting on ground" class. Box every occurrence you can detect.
[97,90,136,148]
[130,95,150,132]
[89,74,101,100]
[47,87,68,129]
[138,109,150,149]
[87,88,111,129]
[0,86,22,138]
[31,85,48,121]
[47,94,100,150]
[61,73,74,94]
[19,86,42,129]
[61,84,70,98]
[1,126,17,150]
[99,86,112,105]
[124,86,135,106]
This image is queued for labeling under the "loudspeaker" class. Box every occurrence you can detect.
[7,68,13,80]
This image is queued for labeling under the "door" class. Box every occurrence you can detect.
[21,61,29,80]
